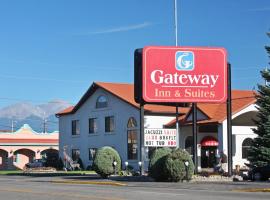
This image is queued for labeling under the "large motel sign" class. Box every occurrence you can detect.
[134,46,228,175]
[142,46,227,103]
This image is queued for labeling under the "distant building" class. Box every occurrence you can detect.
[57,82,257,171]
[0,124,59,170]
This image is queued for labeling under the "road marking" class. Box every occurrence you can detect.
[51,180,126,186]
[232,188,270,192]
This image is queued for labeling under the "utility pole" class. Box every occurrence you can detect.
[11,120,16,133]
[43,118,47,133]
[43,111,47,133]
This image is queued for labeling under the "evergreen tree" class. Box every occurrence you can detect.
[248,32,270,167]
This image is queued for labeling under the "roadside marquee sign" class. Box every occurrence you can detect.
[144,128,177,147]
[142,46,227,103]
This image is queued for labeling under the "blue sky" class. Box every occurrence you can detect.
[0,0,269,107]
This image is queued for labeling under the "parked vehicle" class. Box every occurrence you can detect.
[45,152,59,168]
[25,159,46,168]
[248,164,270,181]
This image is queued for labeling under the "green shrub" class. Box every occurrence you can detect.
[148,147,172,181]
[163,148,194,182]
[92,146,121,178]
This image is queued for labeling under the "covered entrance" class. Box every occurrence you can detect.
[201,136,218,168]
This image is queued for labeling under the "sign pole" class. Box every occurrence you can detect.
[176,106,180,148]
[192,103,198,174]
[227,63,232,176]
[140,103,145,175]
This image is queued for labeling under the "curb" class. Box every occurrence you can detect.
[51,180,127,186]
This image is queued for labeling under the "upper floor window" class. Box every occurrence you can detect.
[96,95,108,108]
[242,138,253,159]
[127,117,137,128]
[72,120,80,135]
[105,116,115,132]
[89,118,97,134]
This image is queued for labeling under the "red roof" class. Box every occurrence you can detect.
[166,90,256,127]
[56,82,189,116]
[56,106,74,115]
[56,82,256,125]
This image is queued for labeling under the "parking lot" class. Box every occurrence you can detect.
[0,175,269,200]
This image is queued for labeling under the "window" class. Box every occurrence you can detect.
[185,136,194,155]
[71,149,80,161]
[72,120,80,135]
[127,117,138,160]
[96,95,108,108]
[89,148,97,161]
[89,118,97,134]
[105,116,114,132]
[242,138,253,159]
[127,117,137,128]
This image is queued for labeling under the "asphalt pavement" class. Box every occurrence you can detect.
[0,175,269,200]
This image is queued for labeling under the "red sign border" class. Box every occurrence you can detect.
[142,46,227,103]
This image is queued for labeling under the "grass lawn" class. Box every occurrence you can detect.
[0,170,96,176]
[0,170,23,175]
[57,170,97,175]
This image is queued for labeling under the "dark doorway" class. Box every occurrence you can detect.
[201,146,217,168]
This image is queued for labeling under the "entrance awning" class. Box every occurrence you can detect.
[201,136,218,147]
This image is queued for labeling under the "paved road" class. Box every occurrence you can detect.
[0,175,269,200]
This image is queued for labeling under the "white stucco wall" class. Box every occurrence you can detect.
[232,126,256,168]
[59,88,175,170]
[59,88,140,169]
[221,104,257,169]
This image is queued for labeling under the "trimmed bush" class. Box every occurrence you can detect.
[92,146,121,178]
[148,147,172,181]
[163,148,194,182]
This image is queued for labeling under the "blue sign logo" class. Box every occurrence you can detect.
[175,51,194,71]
